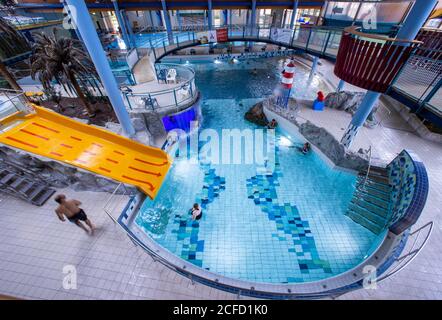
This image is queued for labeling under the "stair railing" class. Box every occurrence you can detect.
[377,221,434,283]
[362,145,373,190]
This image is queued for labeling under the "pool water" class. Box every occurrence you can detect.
[135,57,378,283]
[134,31,259,48]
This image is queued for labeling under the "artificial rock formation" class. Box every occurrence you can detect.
[245,101,269,126]
[0,146,134,194]
[263,97,369,172]
[325,91,379,128]
[298,121,369,171]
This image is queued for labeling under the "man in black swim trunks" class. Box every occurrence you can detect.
[54,194,95,234]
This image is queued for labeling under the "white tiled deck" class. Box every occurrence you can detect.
[0,57,441,300]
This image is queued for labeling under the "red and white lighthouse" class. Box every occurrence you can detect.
[277,60,295,108]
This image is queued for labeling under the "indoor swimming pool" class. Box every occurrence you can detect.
[134,57,384,284]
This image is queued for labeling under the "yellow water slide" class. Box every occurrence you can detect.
[0,105,171,198]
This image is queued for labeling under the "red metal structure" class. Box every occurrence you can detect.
[416,28,442,60]
[334,26,422,93]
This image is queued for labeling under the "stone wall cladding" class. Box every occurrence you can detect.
[0,146,134,194]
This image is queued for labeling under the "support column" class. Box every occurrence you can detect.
[309,56,319,78]
[160,0,174,43]
[250,0,257,32]
[156,10,163,27]
[282,9,287,28]
[222,9,228,26]
[229,9,233,29]
[340,92,380,148]
[176,10,182,30]
[122,10,136,48]
[111,0,131,49]
[207,0,213,30]
[246,9,250,26]
[290,0,299,29]
[64,0,135,137]
[396,0,438,41]
[147,10,154,27]
[340,0,438,149]
[337,79,345,92]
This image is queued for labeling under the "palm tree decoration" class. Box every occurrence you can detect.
[30,29,100,117]
[0,16,31,91]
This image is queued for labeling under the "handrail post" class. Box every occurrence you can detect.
[173,89,178,107]
[363,146,372,190]
[306,28,313,51]
[322,31,332,56]
[189,80,194,98]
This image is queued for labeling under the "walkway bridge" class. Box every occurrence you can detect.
[147,25,442,127]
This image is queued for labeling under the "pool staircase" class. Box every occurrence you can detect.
[0,166,56,206]
[345,166,392,235]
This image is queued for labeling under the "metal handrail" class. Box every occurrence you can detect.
[344,26,423,45]
[123,63,197,111]
[362,145,372,190]
[102,182,433,299]
[377,221,434,283]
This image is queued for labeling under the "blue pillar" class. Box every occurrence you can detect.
[156,10,163,27]
[341,0,437,149]
[111,0,131,49]
[290,0,299,29]
[341,92,380,148]
[160,0,174,44]
[337,79,345,92]
[177,10,182,30]
[148,10,154,27]
[251,0,257,32]
[229,9,233,29]
[248,0,256,48]
[222,9,228,26]
[207,0,213,30]
[396,0,438,41]
[122,10,136,48]
[64,0,135,137]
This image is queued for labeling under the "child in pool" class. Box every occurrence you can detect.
[301,142,311,154]
[189,203,202,220]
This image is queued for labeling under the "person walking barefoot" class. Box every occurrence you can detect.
[54,194,95,235]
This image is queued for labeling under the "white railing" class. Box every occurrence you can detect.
[122,63,198,112]
[362,145,372,190]
[0,89,33,125]
[377,221,434,283]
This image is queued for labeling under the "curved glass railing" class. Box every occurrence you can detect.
[143,25,440,122]
[122,63,198,112]
[147,25,345,62]
[103,182,432,300]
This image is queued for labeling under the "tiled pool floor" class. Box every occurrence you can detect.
[135,98,378,283]
[0,58,441,299]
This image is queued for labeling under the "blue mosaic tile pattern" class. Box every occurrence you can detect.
[387,150,429,235]
[171,165,226,266]
[135,60,381,284]
[246,140,332,274]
